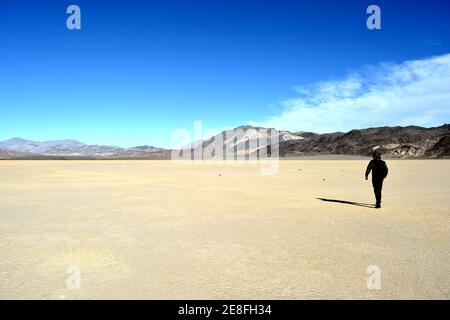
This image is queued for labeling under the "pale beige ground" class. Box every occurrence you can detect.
[0,160,449,300]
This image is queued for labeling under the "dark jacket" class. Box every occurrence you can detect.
[365,159,388,180]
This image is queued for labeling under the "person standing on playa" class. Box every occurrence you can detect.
[365,151,389,209]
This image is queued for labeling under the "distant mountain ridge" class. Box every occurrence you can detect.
[281,124,450,158]
[196,125,302,157]
[183,124,450,159]
[1,124,449,159]
[0,138,165,158]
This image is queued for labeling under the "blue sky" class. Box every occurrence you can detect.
[1,0,449,147]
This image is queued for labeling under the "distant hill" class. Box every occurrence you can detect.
[0,138,167,159]
[2,124,449,160]
[180,125,302,159]
[425,135,450,158]
[203,125,302,155]
[0,149,29,160]
[281,124,450,158]
[182,124,450,159]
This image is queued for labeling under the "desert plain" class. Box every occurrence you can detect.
[0,160,449,299]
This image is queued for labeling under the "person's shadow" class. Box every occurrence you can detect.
[317,198,375,208]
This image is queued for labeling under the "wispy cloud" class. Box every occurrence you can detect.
[252,53,450,133]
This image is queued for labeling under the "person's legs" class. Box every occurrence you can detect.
[372,179,383,208]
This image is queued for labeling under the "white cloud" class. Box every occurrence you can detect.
[252,53,450,133]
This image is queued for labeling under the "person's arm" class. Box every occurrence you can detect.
[365,160,373,180]
[383,162,388,178]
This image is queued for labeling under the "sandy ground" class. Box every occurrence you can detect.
[0,160,449,300]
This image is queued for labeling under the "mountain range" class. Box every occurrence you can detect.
[195,125,303,158]
[1,124,449,159]
[0,138,167,159]
[283,124,450,158]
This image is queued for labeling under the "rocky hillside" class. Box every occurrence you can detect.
[425,135,450,158]
[281,124,450,158]
[186,125,302,158]
[2,124,449,160]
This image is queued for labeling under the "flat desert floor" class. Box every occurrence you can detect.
[0,160,449,299]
